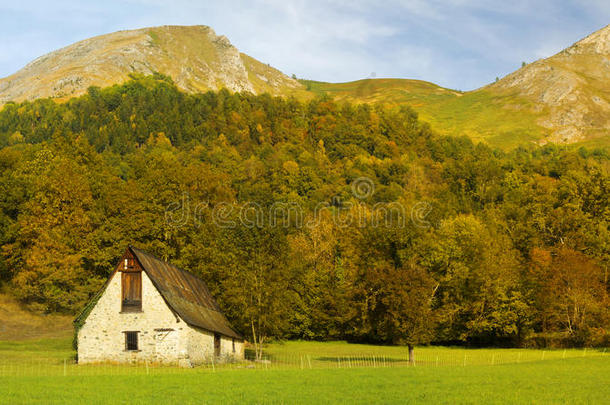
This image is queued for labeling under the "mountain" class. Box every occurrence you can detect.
[0,24,608,149]
[303,25,610,149]
[0,25,306,103]
[486,24,610,145]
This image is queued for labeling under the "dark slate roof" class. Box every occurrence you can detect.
[129,247,242,340]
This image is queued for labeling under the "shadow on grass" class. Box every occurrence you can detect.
[315,356,405,364]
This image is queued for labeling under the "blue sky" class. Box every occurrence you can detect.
[1,1,608,90]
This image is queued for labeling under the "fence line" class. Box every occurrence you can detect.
[0,348,608,377]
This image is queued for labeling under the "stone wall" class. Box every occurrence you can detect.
[184,324,215,364]
[77,271,186,364]
[184,325,245,364]
[220,335,244,361]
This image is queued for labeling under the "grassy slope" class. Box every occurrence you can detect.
[1,358,608,404]
[420,89,549,149]
[301,79,550,150]
[0,294,72,341]
[240,53,311,98]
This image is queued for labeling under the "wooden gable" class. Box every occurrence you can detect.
[117,249,143,312]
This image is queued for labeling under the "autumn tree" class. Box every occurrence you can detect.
[528,247,608,345]
[422,215,529,345]
[4,151,102,312]
[212,224,295,359]
[0,75,607,347]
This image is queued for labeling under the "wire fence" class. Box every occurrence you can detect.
[0,347,607,377]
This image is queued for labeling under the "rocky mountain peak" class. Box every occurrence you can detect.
[0,25,303,104]
[486,24,609,144]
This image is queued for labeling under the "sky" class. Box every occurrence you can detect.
[0,1,608,91]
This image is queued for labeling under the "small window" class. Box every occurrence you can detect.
[232,338,236,353]
[125,331,139,351]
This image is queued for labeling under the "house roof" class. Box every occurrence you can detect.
[75,246,242,340]
[129,247,242,340]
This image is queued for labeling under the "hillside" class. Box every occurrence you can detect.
[0,78,607,347]
[0,294,72,340]
[0,25,307,103]
[486,24,610,145]
[302,25,610,149]
[302,79,546,149]
[0,24,608,149]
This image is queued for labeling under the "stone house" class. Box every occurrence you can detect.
[75,246,244,366]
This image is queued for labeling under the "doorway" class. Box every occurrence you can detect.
[214,333,221,358]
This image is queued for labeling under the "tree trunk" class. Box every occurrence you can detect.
[408,344,415,365]
[251,320,260,360]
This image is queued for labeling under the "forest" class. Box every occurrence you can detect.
[0,73,607,348]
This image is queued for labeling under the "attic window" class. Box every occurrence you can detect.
[121,271,142,312]
[124,331,139,351]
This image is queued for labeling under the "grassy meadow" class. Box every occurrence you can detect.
[0,335,608,404]
[1,358,609,404]
[300,79,551,150]
[304,76,610,150]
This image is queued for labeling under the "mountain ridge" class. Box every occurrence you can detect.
[0,24,608,149]
[0,25,306,104]
[485,24,610,144]
[302,24,610,148]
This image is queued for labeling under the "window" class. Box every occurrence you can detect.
[232,338,235,353]
[214,333,221,357]
[124,331,139,351]
[121,271,142,312]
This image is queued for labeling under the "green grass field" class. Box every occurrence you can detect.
[1,358,608,404]
[0,337,608,404]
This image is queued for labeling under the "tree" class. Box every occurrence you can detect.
[354,261,436,363]
[350,218,437,363]
[4,152,102,312]
[528,247,608,345]
[213,224,295,359]
[422,215,528,344]
[0,74,607,349]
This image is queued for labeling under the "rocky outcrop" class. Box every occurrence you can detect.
[487,25,610,144]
